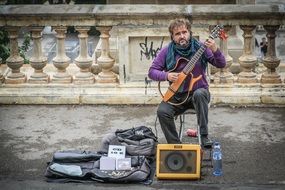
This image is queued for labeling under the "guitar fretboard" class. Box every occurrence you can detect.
[182,45,206,75]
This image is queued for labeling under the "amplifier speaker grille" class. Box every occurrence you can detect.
[156,144,201,179]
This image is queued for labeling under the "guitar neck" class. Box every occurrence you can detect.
[182,45,206,75]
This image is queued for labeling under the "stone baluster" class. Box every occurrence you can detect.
[74,26,94,84]
[96,26,118,83]
[5,27,26,84]
[214,25,234,84]
[237,25,258,83]
[29,26,49,83]
[52,26,72,83]
[261,25,281,84]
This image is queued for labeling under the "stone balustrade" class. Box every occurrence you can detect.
[0,4,284,105]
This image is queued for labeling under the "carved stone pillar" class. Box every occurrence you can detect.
[5,27,26,84]
[96,26,118,83]
[29,26,49,83]
[237,25,258,83]
[52,26,72,83]
[74,26,94,84]
[261,25,281,84]
[214,25,234,84]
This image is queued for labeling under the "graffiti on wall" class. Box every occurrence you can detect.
[139,37,165,61]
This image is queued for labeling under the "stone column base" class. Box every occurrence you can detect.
[261,72,282,84]
[28,73,49,84]
[74,72,95,84]
[214,72,234,84]
[237,71,258,83]
[52,72,72,84]
[97,71,118,83]
[5,73,26,84]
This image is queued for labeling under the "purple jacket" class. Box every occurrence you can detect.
[148,43,226,92]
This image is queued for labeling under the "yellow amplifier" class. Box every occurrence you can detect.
[156,144,201,180]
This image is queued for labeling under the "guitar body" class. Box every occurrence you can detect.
[163,72,188,102]
[162,57,202,103]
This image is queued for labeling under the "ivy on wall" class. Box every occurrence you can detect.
[0,29,9,63]
[0,28,31,64]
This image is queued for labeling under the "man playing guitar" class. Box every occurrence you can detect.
[148,18,226,148]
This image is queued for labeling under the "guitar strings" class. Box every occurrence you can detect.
[183,45,206,74]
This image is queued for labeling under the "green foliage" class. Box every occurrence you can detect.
[66,26,100,36]
[19,33,31,64]
[0,29,10,63]
[0,28,31,64]
[88,26,100,36]
[67,26,77,34]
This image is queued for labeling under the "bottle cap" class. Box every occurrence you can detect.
[213,142,221,148]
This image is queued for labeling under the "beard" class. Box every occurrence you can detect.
[178,39,189,47]
[175,37,190,48]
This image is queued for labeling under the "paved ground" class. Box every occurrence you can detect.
[0,105,285,189]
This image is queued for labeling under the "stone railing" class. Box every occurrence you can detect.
[0,4,284,105]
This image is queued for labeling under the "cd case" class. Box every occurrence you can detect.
[116,158,132,170]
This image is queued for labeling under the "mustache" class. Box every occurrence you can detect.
[176,39,190,47]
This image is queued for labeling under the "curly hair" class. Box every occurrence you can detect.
[168,18,192,36]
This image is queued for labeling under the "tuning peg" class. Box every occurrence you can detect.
[219,29,227,41]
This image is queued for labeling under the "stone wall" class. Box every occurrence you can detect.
[0,4,284,105]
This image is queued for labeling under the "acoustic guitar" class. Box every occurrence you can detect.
[158,25,226,105]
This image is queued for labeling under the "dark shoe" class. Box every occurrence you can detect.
[201,135,213,149]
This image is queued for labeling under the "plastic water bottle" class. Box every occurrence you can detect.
[212,142,223,176]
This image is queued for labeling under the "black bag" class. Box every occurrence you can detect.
[100,126,157,156]
[115,126,157,141]
[90,156,151,183]
[45,150,153,184]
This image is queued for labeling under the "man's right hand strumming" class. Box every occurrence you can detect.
[167,72,179,82]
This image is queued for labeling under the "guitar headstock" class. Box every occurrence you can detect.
[209,25,227,41]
